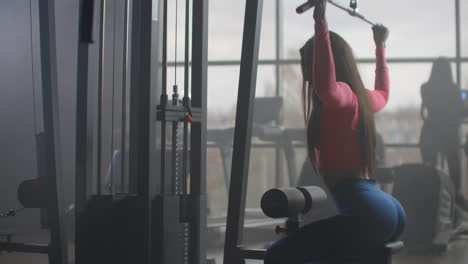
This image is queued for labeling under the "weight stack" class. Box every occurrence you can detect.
[152,194,184,264]
[76,194,146,264]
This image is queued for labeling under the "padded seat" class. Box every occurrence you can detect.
[342,241,404,264]
[307,241,404,264]
[343,241,403,264]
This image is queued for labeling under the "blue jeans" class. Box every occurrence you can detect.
[264,179,406,264]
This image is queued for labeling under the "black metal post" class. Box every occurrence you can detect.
[128,0,154,262]
[38,0,68,263]
[191,0,209,263]
[120,0,130,193]
[96,0,105,195]
[223,1,264,264]
[75,0,95,262]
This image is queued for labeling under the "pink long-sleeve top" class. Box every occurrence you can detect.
[313,22,389,169]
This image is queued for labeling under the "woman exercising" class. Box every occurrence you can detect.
[265,1,406,263]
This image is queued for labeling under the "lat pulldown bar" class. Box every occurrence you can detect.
[297,0,380,26]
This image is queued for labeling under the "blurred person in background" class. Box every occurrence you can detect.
[420,57,468,210]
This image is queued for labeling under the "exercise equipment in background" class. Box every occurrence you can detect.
[391,163,456,254]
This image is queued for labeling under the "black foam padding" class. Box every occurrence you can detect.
[296,0,316,14]
[297,186,327,214]
[261,188,306,218]
[80,0,95,43]
[17,179,48,208]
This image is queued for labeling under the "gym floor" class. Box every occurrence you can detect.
[394,239,468,264]
[205,236,468,264]
[208,240,468,264]
[3,208,468,264]
[212,240,468,264]
[1,230,468,264]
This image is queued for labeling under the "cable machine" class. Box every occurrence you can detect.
[153,0,207,263]
[75,0,207,263]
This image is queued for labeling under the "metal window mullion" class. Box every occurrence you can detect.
[455,0,462,89]
[171,57,468,67]
[275,0,283,97]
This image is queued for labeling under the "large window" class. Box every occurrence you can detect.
[208,1,276,61]
[282,0,456,59]
[205,0,468,262]
[462,0,468,57]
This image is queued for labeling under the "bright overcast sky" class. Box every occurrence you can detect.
[162,0,468,113]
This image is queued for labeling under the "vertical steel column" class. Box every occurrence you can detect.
[75,0,94,262]
[128,0,140,193]
[128,0,154,262]
[129,1,148,196]
[38,0,68,263]
[160,0,169,194]
[191,0,209,263]
[151,0,165,197]
[120,0,130,193]
[223,1,264,264]
[455,0,461,89]
[96,0,105,195]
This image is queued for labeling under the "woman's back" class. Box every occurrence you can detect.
[308,22,389,185]
[317,96,362,170]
